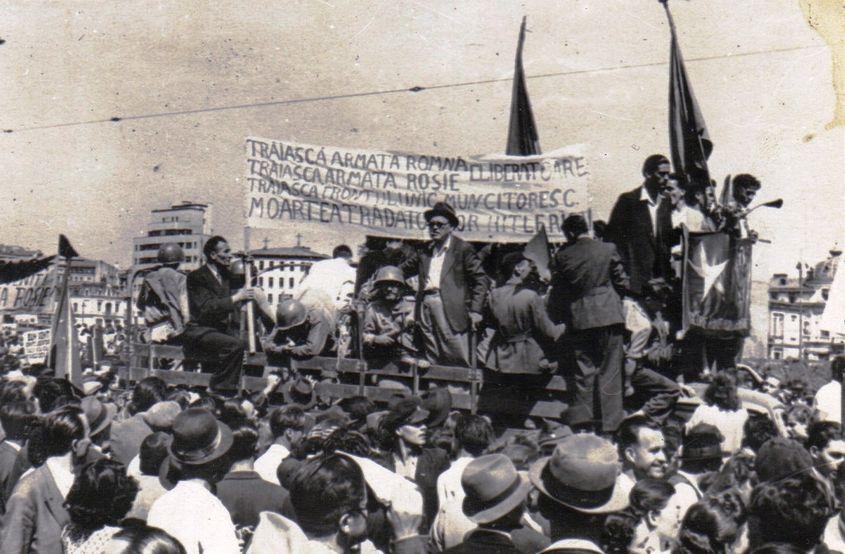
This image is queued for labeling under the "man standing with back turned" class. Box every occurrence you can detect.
[549,214,630,434]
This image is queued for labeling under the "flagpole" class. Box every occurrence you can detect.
[244,226,256,354]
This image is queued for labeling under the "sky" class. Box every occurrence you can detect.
[0,0,842,284]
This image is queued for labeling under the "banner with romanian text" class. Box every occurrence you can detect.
[244,138,591,242]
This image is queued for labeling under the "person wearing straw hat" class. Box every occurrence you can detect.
[529,433,632,553]
[400,201,488,366]
[443,454,546,554]
[147,408,239,554]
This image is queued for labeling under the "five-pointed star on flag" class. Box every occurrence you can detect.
[689,240,728,302]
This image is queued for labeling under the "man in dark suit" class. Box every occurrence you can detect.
[607,154,674,296]
[549,214,630,433]
[400,202,488,366]
[183,235,259,393]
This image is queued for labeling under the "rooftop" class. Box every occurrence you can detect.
[249,246,328,259]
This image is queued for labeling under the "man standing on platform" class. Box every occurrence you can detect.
[401,202,488,366]
[183,236,260,394]
[607,154,675,296]
[549,214,629,434]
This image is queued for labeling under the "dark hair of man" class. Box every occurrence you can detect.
[748,543,808,554]
[66,458,139,529]
[833,460,845,508]
[322,427,372,457]
[203,235,228,260]
[337,396,376,424]
[733,174,761,191]
[603,511,638,554]
[538,494,607,544]
[33,378,78,413]
[139,432,171,476]
[562,214,589,238]
[289,454,366,537]
[592,220,608,242]
[706,454,755,497]
[31,405,87,459]
[675,496,740,554]
[805,420,842,452]
[111,524,187,554]
[219,398,248,428]
[703,372,740,411]
[629,478,675,519]
[270,405,306,439]
[455,414,494,457]
[748,473,832,549]
[832,355,845,383]
[616,414,659,456]
[743,413,778,453]
[131,377,167,414]
[642,154,670,177]
[227,418,259,463]
[332,244,353,259]
[0,399,37,441]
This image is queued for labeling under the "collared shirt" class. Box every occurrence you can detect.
[392,451,419,481]
[255,443,291,485]
[431,455,475,551]
[147,479,240,554]
[425,235,452,290]
[5,440,21,452]
[207,263,223,286]
[45,457,74,500]
[640,186,660,235]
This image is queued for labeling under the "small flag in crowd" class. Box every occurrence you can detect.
[682,230,753,335]
[663,1,712,188]
[505,16,541,156]
[523,224,551,281]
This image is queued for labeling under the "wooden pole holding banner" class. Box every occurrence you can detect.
[244,226,256,354]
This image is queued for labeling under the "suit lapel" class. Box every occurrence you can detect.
[41,467,68,528]
[440,238,457,280]
[635,196,655,245]
[202,265,226,295]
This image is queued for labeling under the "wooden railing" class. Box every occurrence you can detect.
[120,343,570,419]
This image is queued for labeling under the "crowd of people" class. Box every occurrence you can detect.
[0,353,844,553]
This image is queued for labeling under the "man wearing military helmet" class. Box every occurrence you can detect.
[136,242,190,344]
[260,296,335,360]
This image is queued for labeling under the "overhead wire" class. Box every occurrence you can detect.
[2,43,823,134]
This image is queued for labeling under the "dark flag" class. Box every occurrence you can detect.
[49,235,81,385]
[523,224,551,281]
[0,255,55,285]
[681,230,753,335]
[663,1,712,188]
[505,16,541,156]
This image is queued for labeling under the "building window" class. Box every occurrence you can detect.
[803,320,810,336]
[788,293,797,303]
[289,277,295,288]
[258,277,263,287]
[268,277,274,288]
[823,289,830,301]
[72,303,78,312]
[772,313,784,337]
[791,315,798,321]
[259,260,265,270]
[822,330,830,338]
[773,350,782,360]
[268,293,273,304]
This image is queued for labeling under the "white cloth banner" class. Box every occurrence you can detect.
[244,137,591,242]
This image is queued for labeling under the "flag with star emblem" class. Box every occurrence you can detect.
[681,230,753,335]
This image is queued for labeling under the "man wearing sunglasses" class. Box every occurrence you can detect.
[400,202,487,366]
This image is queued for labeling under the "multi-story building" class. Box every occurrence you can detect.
[768,248,844,361]
[132,201,213,271]
[250,246,329,311]
[0,244,43,262]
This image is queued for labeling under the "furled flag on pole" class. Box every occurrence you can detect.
[505,16,541,156]
[662,0,712,189]
[50,235,81,386]
[523,224,551,281]
[0,255,55,285]
[681,230,753,335]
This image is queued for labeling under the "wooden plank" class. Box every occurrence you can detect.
[291,357,364,373]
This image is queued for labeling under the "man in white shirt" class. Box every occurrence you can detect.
[815,356,844,424]
[254,405,305,485]
[147,408,240,554]
[292,244,356,312]
[431,414,495,551]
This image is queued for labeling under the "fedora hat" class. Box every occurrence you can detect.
[282,377,317,410]
[462,454,531,524]
[80,396,116,439]
[380,398,430,435]
[424,201,459,228]
[529,434,631,514]
[681,423,724,461]
[168,408,233,466]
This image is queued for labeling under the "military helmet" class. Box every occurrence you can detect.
[275,299,307,330]
[157,242,184,264]
[373,265,406,287]
[230,259,246,276]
